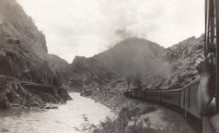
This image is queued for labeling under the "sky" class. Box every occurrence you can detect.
[17,0,204,63]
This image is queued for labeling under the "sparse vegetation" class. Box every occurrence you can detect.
[74,107,160,133]
[91,107,162,133]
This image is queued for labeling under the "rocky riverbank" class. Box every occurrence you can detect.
[66,32,205,133]
[79,80,196,133]
[0,75,71,109]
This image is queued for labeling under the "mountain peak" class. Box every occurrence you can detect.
[114,37,164,49]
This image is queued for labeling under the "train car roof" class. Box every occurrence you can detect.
[161,78,200,92]
[144,78,200,93]
[182,78,200,89]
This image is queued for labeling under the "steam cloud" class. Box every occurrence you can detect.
[115,28,147,40]
[102,38,170,86]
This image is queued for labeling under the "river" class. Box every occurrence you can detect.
[0,93,114,133]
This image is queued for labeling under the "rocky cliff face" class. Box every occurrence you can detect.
[69,56,118,92]
[69,37,168,93]
[162,35,204,89]
[69,35,204,92]
[139,35,204,90]
[0,0,61,86]
[95,38,169,90]
[95,38,165,74]
[0,0,71,109]
[48,54,70,82]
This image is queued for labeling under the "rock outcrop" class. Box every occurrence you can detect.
[69,56,118,92]
[68,37,168,92]
[0,0,58,85]
[48,54,70,82]
[68,35,204,92]
[0,0,71,109]
[162,35,204,89]
[138,35,204,90]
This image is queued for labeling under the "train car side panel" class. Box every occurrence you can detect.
[185,88,190,111]
[137,90,145,99]
[188,84,201,118]
[180,90,185,108]
[161,90,180,106]
[145,91,161,102]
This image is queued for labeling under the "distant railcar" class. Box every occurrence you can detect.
[144,89,161,102]
[137,90,145,99]
[161,89,181,106]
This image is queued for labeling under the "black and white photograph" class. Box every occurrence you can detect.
[0,0,218,133]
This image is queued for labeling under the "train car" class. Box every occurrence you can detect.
[181,79,201,118]
[144,89,162,102]
[125,79,201,118]
[160,88,181,106]
[136,89,145,99]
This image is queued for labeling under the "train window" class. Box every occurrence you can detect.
[183,91,185,107]
[188,88,190,108]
